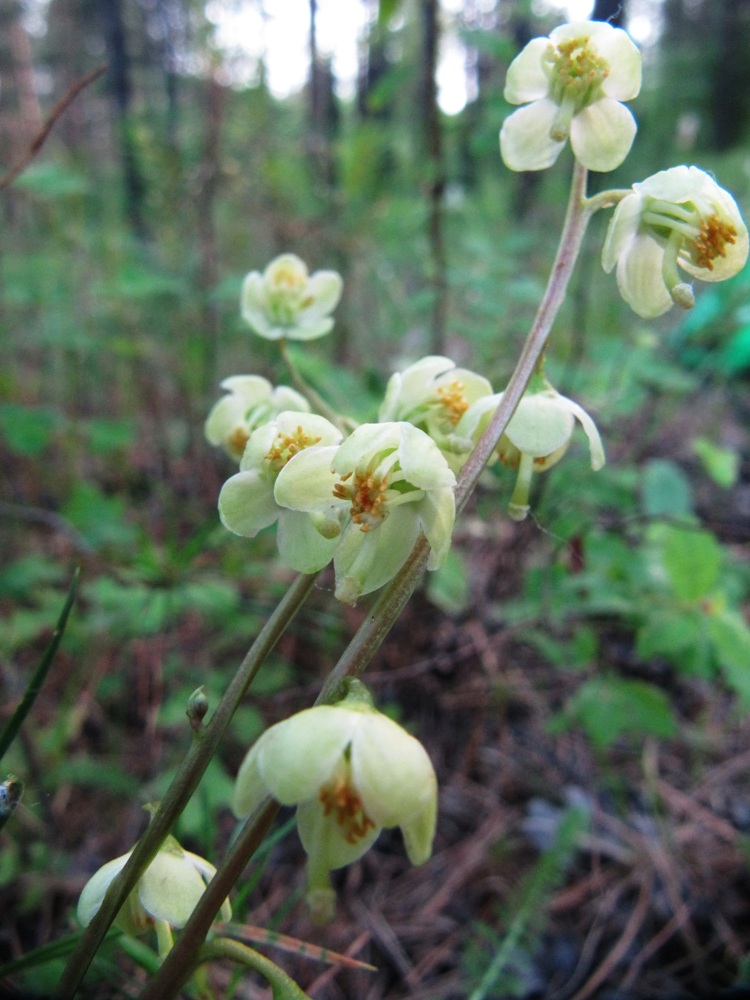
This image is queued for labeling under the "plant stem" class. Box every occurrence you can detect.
[323,160,593,694]
[278,339,351,433]
[0,566,79,765]
[455,160,591,511]
[55,572,317,1000]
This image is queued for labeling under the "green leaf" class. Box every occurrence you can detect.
[426,547,470,615]
[659,524,722,602]
[554,676,678,748]
[0,404,58,455]
[641,459,693,518]
[709,609,750,706]
[693,437,739,488]
[62,483,138,550]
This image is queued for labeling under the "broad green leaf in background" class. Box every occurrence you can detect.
[641,459,693,519]
[659,524,722,603]
[550,676,678,748]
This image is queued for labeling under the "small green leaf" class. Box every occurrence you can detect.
[693,437,739,488]
[641,459,693,518]
[0,404,57,456]
[427,548,470,615]
[659,524,721,602]
[555,676,678,748]
[709,609,750,706]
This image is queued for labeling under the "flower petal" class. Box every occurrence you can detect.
[138,850,210,929]
[570,98,636,172]
[298,271,343,321]
[296,797,380,872]
[397,422,456,491]
[601,191,642,274]
[504,37,552,103]
[500,100,565,173]
[616,231,674,317]
[350,713,436,830]
[256,707,356,804]
[219,469,279,537]
[558,395,606,470]
[77,853,131,928]
[274,445,340,511]
[277,508,338,573]
[504,395,575,457]
[419,487,456,570]
[333,509,420,604]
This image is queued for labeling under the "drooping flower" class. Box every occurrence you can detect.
[488,380,605,521]
[232,680,437,923]
[205,375,310,461]
[602,165,749,318]
[274,421,456,604]
[241,253,343,341]
[218,411,344,573]
[500,21,641,172]
[77,834,231,955]
[379,356,495,470]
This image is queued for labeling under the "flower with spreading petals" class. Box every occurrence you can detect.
[602,166,749,318]
[379,356,494,470]
[219,411,343,573]
[241,253,343,341]
[77,834,231,955]
[490,380,605,521]
[233,680,437,923]
[205,375,310,461]
[500,21,641,172]
[274,421,456,604]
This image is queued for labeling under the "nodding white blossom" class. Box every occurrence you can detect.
[77,835,231,955]
[487,381,605,521]
[602,166,749,318]
[233,681,437,923]
[500,21,641,173]
[274,421,457,604]
[218,411,344,573]
[241,253,343,341]
[205,375,310,462]
[379,356,495,470]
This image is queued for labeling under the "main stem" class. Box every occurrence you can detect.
[56,572,317,999]
[134,162,594,1000]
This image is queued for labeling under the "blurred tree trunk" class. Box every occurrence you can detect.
[420,0,447,355]
[711,0,750,150]
[99,0,147,237]
[307,0,338,188]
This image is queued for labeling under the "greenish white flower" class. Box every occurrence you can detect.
[219,411,343,573]
[205,375,310,461]
[602,165,749,318]
[488,383,605,521]
[241,253,343,341]
[77,835,231,954]
[274,421,456,604]
[379,356,494,470]
[233,681,437,923]
[500,21,641,172]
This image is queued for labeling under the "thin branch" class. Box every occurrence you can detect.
[0,63,107,192]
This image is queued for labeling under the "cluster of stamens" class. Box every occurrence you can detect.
[333,471,389,532]
[437,380,469,425]
[265,427,321,472]
[691,214,738,270]
[227,426,251,460]
[319,775,376,845]
[548,36,609,103]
